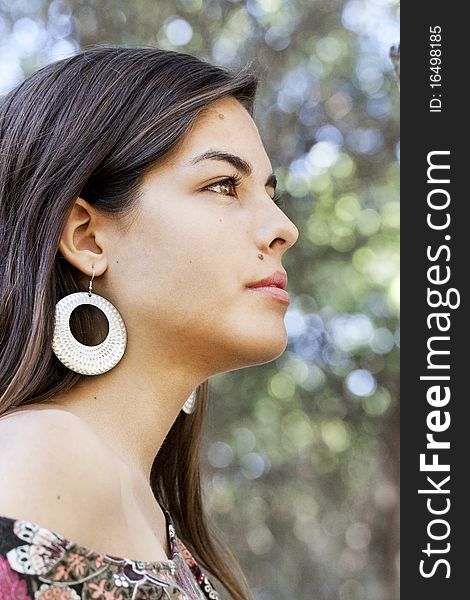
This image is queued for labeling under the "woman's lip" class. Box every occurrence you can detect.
[246,285,290,304]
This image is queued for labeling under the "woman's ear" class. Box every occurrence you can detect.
[58,196,108,279]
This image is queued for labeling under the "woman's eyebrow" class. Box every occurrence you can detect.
[188,149,277,190]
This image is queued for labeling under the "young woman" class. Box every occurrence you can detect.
[0,46,298,600]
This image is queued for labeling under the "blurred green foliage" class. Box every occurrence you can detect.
[0,1,399,598]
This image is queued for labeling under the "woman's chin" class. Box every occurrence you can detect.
[238,329,289,365]
[211,314,289,369]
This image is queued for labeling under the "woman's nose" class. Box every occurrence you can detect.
[284,215,299,249]
[263,207,299,255]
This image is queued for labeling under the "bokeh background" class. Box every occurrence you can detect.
[0,1,400,599]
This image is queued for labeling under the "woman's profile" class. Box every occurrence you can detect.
[0,46,298,600]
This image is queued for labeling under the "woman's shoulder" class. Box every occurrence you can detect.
[0,407,120,538]
[0,405,118,472]
[0,409,222,599]
[0,404,109,455]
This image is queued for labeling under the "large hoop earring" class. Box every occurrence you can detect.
[52,265,127,375]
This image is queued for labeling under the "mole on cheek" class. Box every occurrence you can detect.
[218,113,225,120]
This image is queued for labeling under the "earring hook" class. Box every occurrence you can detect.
[88,265,95,297]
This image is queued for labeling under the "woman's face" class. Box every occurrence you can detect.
[97,96,299,377]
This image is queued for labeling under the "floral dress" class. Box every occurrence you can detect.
[0,505,221,599]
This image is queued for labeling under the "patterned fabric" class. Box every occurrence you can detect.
[0,506,221,599]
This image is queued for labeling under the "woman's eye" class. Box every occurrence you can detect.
[205,175,241,197]
[204,175,285,210]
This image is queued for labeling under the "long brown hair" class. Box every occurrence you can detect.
[0,45,257,600]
